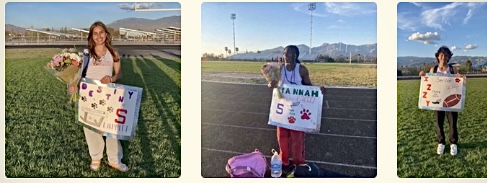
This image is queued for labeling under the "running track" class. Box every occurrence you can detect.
[201,81,377,178]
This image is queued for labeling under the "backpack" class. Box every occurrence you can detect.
[81,51,90,78]
[225,149,268,178]
[286,163,323,178]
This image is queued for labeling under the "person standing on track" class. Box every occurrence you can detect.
[419,46,464,156]
[267,45,326,173]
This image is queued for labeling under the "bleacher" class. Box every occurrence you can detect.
[228,52,320,62]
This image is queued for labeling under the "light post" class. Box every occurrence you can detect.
[231,13,236,55]
[308,3,316,54]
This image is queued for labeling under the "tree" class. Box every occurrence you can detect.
[46,28,51,31]
[466,59,472,73]
[235,47,239,54]
[224,47,228,57]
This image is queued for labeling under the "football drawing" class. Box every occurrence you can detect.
[443,94,462,107]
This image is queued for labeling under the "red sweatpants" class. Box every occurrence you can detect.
[277,127,305,165]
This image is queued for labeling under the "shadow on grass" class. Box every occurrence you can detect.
[123,56,181,176]
[147,45,181,59]
[150,54,181,74]
[137,55,181,147]
[116,58,157,176]
[459,140,487,149]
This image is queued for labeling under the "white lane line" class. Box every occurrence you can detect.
[202,98,377,108]
[202,108,377,122]
[202,80,377,89]
[202,123,376,139]
[202,148,377,170]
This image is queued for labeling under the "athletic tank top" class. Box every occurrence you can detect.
[84,50,114,81]
[281,63,302,85]
[434,65,454,76]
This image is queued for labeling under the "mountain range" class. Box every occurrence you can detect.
[397,56,487,68]
[250,43,377,57]
[5,15,180,33]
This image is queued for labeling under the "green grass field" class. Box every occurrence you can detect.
[397,78,487,177]
[202,61,377,88]
[5,48,181,177]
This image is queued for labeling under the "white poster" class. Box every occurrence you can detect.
[78,78,143,140]
[268,84,323,133]
[418,74,466,112]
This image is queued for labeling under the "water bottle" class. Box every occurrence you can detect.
[270,149,282,178]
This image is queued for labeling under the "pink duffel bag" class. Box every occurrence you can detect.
[225,149,268,178]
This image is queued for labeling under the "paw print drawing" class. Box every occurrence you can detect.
[288,116,296,124]
[107,107,114,113]
[91,103,98,109]
[300,109,311,120]
[81,96,87,102]
[99,99,106,106]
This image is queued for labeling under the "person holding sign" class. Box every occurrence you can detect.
[267,45,326,171]
[79,21,127,172]
[419,46,464,156]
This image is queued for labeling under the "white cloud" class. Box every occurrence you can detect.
[419,2,486,30]
[462,3,486,24]
[118,3,158,11]
[411,2,422,7]
[327,19,347,29]
[397,12,419,31]
[323,2,376,16]
[464,44,478,50]
[421,3,462,30]
[451,45,457,51]
[408,32,441,44]
[327,25,340,29]
[292,2,375,18]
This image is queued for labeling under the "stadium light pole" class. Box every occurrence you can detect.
[231,13,236,55]
[308,3,316,54]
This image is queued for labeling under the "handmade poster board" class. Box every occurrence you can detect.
[268,84,323,132]
[77,78,143,140]
[418,73,466,112]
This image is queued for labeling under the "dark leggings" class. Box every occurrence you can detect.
[434,111,458,144]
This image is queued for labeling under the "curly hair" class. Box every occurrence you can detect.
[435,46,453,63]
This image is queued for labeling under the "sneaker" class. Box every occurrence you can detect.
[282,164,295,177]
[437,144,445,155]
[450,144,458,156]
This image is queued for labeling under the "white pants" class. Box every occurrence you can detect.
[83,127,123,164]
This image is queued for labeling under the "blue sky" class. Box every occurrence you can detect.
[398,2,487,57]
[5,2,180,29]
[201,2,377,55]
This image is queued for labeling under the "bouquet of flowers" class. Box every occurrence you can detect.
[261,62,284,99]
[45,47,86,105]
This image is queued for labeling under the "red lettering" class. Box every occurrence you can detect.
[424,77,429,82]
[427,84,431,91]
[115,109,128,124]
[97,86,102,93]
[426,100,430,106]
[423,92,427,98]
